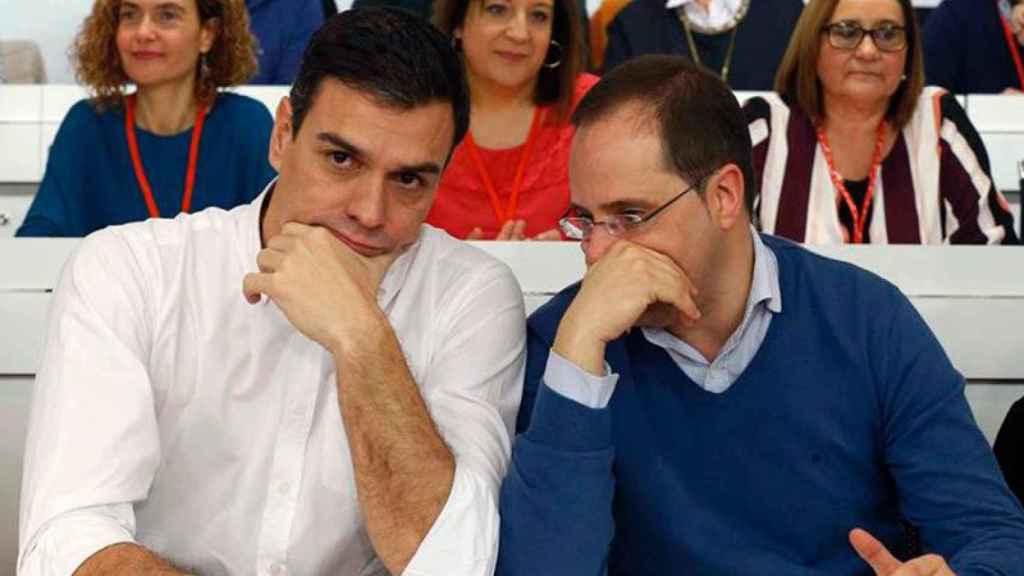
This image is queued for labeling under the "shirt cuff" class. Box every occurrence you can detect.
[19,505,136,576]
[543,351,619,409]
[403,464,498,575]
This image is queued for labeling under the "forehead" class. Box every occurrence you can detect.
[569,108,679,209]
[302,78,455,167]
[830,0,905,23]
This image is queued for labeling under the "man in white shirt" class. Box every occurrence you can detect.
[18,8,525,576]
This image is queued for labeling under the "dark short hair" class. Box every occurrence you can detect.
[288,8,470,154]
[433,0,586,120]
[572,55,756,214]
[775,0,923,130]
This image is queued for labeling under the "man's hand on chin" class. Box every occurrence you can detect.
[242,221,400,355]
[553,240,700,376]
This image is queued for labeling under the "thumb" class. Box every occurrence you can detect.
[466,227,484,240]
[850,528,903,576]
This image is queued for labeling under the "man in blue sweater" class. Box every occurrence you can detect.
[497,55,1024,575]
[246,0,324,84]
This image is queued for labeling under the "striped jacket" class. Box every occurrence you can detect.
[744,88,1018,244]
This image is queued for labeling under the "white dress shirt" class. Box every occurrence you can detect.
[545,230,781,408]
[663,0,746,30]
[18,191,526,576]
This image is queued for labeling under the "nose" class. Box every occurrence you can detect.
[582,226,617,267]
[346,178,387,230]
[505,12,529,42]
[135,16,157,41]
[856,33,880,58]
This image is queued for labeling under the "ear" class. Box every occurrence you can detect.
[705,163,746,231]
[198,17,219,54]
[268,97,295,173]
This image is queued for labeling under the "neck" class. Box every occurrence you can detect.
[668,226,755,362]
[467,70,537,114]
[822,94,888,133]
[133,77,200,136]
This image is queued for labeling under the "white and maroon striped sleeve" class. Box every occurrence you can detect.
[936,92,1019,244]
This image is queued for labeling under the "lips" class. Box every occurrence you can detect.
[131,51,163,61]
[329,229,388,256]
[495,50,529,62]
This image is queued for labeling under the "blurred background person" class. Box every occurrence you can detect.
[0,40,47,83]
[245,0,323,84]
[601,0,803,89]
[429,0,597,240]
[18,0,276,238]
[923,0,1024,95]
[744,0,1018,245]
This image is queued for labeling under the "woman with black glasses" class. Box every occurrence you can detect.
[743,0,1017,245]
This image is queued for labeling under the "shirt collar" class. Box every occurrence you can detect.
[239,178,422,311]
[664,0,744,28]
[750,226,782,315]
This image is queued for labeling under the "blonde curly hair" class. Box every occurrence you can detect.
[72,0,259,110]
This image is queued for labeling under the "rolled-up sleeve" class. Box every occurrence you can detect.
[19,505,136,576]
[403,260,526,575]
[18,231,161,575]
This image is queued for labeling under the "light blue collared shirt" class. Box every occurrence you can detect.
[545,229,782,408]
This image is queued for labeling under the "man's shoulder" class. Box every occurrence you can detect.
[85,201,255,263]
[764,234,905,308]
[415,226,524,293]
[526,282,581,343]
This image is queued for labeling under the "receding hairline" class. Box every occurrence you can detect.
[573,95,662,132]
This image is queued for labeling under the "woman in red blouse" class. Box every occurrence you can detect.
[432,0,598,240]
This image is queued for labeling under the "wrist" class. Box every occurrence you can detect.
[552,311,609,377]
[326,307,390,359]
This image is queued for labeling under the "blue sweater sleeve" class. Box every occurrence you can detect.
[878,289,1024,573]
[17,101,93,237]
[497,317,616,576]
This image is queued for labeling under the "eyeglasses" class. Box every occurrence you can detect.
[822,21,908,52]
[559,181,700,240]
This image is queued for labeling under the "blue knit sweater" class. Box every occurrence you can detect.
[498,235,1024,575]
[17,93,276,238]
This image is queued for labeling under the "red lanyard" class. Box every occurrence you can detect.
[815,122,887,244]
[998,0,1024,90]
[125,93,209,218]
[463,107,546,225]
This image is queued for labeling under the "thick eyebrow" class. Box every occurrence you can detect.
[315,131,443,176]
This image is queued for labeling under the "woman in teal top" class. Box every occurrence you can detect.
[18,0,277,237]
